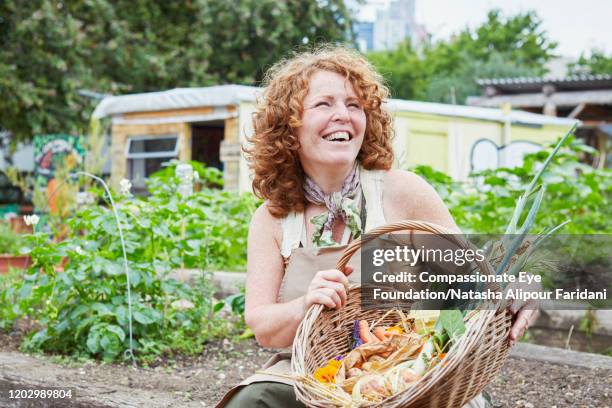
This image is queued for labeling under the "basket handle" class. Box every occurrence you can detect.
[335,219,498,290]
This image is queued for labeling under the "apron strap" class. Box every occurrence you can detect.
[360,168,386,231]
[280,211,303,258]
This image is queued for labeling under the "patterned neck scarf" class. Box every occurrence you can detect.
[303,165,362,247]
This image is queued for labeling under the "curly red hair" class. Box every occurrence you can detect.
[244,46,394,218]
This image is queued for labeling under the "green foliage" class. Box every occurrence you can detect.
[414,135,610,299]
[568,49,612,75]
[0,222,25,255]
[437,309,466,341]
[368,9,556,102]
[413,137,611,235]
[3,166,259,362]
[144,169,260,271]
[0,0,354,142]
[425,52,540,104]
[447,10,557,72]
[366,41,429,100]
[149,160,224,189]
[0,269,23,330]
[578,309,597,339]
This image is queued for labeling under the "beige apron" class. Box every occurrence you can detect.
[216,169,486,408]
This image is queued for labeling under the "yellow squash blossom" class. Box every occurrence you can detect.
[314,358,343,384]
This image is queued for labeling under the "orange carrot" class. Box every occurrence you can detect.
[373,327,390,341]
[359,320,378,343]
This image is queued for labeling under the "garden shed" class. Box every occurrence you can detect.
[467,74,612,168]
[92,85,258,193]
[92,85,577,192]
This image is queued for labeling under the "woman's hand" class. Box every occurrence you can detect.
[304,267,353,311]
[508,300,539,346]
[506,275,541,346]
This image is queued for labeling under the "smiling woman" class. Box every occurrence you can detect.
[216,46,496,408]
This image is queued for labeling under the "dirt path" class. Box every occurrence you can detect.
[1,337,610,407]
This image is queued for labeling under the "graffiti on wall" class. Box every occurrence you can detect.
[33,135,84,213]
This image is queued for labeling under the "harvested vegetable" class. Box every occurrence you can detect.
[309,309,469,404]
[358,320,378,344]
[373,326,389,341]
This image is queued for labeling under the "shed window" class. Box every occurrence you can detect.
[126,135,179,188]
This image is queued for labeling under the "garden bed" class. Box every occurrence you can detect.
[1,333,611,408]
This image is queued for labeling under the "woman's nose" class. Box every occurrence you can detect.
[331,102,350,122]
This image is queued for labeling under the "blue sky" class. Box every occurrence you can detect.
[355,0,612,58]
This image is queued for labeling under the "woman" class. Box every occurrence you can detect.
[218,46,536,407]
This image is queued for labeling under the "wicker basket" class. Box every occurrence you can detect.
[292,220,513,407]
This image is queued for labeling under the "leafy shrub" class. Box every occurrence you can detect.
[149,160,224,189]
[0,269,22,330]
[0,222,25,255]
[413,136,611,234]
[6,164,259,363]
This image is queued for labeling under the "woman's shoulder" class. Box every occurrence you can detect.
[250,201,283,246]
[382,168,439,203]
[381,169,457,229]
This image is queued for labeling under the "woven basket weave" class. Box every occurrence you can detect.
[292,220,513,407]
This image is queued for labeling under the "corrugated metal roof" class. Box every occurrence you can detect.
[476,74,612,94]
[467,89,612,108]
[477,74,612,86]
[388,99,577,126]
[92,85,260,119]
[92,85,578,126]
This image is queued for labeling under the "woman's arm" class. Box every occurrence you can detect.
[244,204,304,348]
[244,203,349,348]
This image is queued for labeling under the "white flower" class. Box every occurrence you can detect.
[23,214,40,226]
[171,299,195,311]
[119,178,132,196]
[75,246,84,255]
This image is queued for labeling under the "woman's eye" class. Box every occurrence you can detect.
[315,101,330,107]
[348,103,361,108]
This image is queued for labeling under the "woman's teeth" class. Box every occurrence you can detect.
[323,131,350,142]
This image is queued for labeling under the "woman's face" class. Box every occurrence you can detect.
[296,70,366,173]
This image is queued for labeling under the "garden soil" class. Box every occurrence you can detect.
[0,334,610,407]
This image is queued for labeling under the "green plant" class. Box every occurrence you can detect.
[0,268,23,330]
[578,309,598,339]
[8,167,259,363]
[413,136,612,235]
[0,222,25,255]
[149,160,224,189]
[5,168,47,210]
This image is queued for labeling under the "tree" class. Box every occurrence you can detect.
[0,1,98,142]
[449,9,557,73]
[568,49,612,75]
[425,52,541,104]
[0,0,354,142]
[367,9,557,101]
[366,41,429,100]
